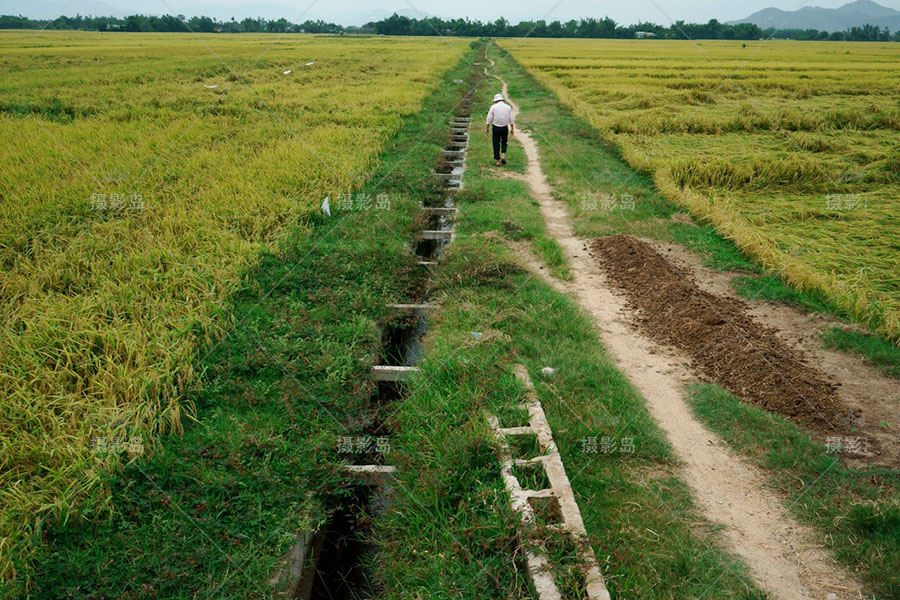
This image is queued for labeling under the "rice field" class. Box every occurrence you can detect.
[0,30,466,579]
[501,38,900,341]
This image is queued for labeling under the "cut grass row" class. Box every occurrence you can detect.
[2,32,471,592]
[500,38,900,342]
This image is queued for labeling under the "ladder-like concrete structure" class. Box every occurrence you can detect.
[488,364,611,600]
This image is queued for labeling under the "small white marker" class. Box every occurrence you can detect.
[305,61,315,66]
[321,196,331,217]
[203,84,218,89]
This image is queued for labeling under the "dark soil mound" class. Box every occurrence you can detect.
[591,235,854,430]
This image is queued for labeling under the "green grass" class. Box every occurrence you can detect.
[732,273,835,313]
[456,178,541,239]
[457,75,573,281]
[374,353,540,598]
[0,98,90,121]
[372,56,768,599]
[821,327,900,379]
[17,44,484,600]
[379,234,767,598]
[687,383,900,599]
[531,235,572,280]
[541,532,588,598]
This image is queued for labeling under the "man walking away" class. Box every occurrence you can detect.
[485,93,514,166]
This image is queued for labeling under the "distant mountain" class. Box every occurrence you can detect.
[176,2,310,21]
[345,8,437,27]
[730,0,900,32]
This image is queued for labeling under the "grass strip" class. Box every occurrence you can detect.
[687,384,900,599]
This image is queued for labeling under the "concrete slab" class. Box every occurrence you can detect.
[418,230,453,241]
[343,464,398,486]
[371,365,419,382]
[387,303,434,317]
[487,364,611,600]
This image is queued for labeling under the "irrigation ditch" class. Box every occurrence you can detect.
[270,51,614,600]
[269,72,473,600]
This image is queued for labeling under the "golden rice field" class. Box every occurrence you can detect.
[0,31,465,576]
[503,38,900,340]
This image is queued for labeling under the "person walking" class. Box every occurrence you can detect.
[485,93,514,166]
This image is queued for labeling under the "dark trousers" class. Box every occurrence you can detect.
[492,125,509,160]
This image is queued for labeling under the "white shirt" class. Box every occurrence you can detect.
[486,102,514,127]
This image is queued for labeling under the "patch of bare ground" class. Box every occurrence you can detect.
[592,236,843,425]
[486,168,526,180]
[642,238,900,469]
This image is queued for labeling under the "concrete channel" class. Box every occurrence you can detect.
[269,81,474,600]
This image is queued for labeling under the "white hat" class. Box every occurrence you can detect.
[493,93,504,102]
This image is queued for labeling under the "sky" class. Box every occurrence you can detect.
[9,0,900,25]
[197,0,900,25]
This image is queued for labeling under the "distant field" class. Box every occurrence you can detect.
[0,30,465,578]
[502,38,900,340]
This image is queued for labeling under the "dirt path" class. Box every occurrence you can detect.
[487,61,864,600]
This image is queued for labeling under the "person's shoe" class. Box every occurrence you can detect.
[495,160,501,166]
[501,159,507,165]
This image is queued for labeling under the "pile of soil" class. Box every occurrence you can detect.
[591,235,854,430]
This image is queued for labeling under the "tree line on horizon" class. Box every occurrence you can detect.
[0,12,897,42]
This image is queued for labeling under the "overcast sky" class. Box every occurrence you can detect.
[21,0,900,25]
[205,0,900,26]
